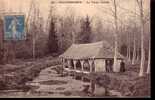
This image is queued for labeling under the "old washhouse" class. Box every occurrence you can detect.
[59,41,125,74]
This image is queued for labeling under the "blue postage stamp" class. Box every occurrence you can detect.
[4,15,25,40]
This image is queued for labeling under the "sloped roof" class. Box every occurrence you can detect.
[59,41,124,59]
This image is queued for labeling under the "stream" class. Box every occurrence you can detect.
[0,66,123,98]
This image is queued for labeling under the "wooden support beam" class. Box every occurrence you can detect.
[73,60,77,70]
[67,59,71,69]
[62,58,65,69]
[80,60,84,71]
[88,60,94,73]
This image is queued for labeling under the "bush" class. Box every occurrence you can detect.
[0,77,7,90]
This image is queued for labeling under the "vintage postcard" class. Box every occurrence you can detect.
[0,0,150,98]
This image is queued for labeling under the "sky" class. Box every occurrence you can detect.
[0,0,150,26]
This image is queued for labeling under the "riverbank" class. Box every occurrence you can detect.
[0,56,61,91]
[0,57,151,98]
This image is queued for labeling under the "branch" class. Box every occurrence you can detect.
[96,6,115,17]
[117,4,140,17]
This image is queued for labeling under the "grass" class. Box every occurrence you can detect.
[67,64,150,97]
[90,67,150,97]
[0,58,150,97]
[0,57,61,91]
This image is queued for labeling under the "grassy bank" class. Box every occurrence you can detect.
[65,68,150,97]
[0,57,61,91]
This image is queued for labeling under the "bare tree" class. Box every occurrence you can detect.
[97,0,122,72]
[132,2,137,65]
[132,29,136,65]
[28,0,42,59]
[57,7,79,53]
[127,26,131,63]
[63,7,77,44]
[137,0,145,77]
[93,18,104,42]
[112,0,119,72]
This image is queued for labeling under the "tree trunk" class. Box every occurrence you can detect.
[139,27,145,77]
[32,4,37,60]
[136,47,140,63]
[113,0,118,72]
[127,33,129,59]
[132,32,136,65]
[33,34,36,60]
[113,34,118,72]
[138,0,145,77]
[128,37,131,62]
[12,40,16,63]
[147,39,150,74]
[126,35,129,59]
[127,31,131,63]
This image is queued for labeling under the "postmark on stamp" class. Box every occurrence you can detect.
[4,15,25,40]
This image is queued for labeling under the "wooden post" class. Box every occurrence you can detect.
[73,60,77,70]
[67,59,70,69]
[102,59,106,72]
[88,60,93,73]
[90,79,95,95]
[93,59,95,72]
[62,58,64,69]
[73,60,77,79]
[80,60,84,71]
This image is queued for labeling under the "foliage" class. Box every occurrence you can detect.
[48,17,58,54]
[76,16,92,44]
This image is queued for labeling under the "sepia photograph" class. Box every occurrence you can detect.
[0,0,150,98]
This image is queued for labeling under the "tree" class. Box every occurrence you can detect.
[93,18,104,42]
[132,29,136,64]
[127,26,131,62]
[112,0,119,72]
[48,17,58,54]
[137,0,145,77]
[97,0,121,72]
[77,16,92,44]
[132,1,138,65]
[64,7,76,44]
[46,4,58,54]
[55,7,78,53]
[27,0,44,59]
[27,0,37,60]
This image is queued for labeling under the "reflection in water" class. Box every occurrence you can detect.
[90,80,95,94]
[75,75,82,80]
[75,75,96,95]
[74,75,111,96]
[68,73,122,97]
